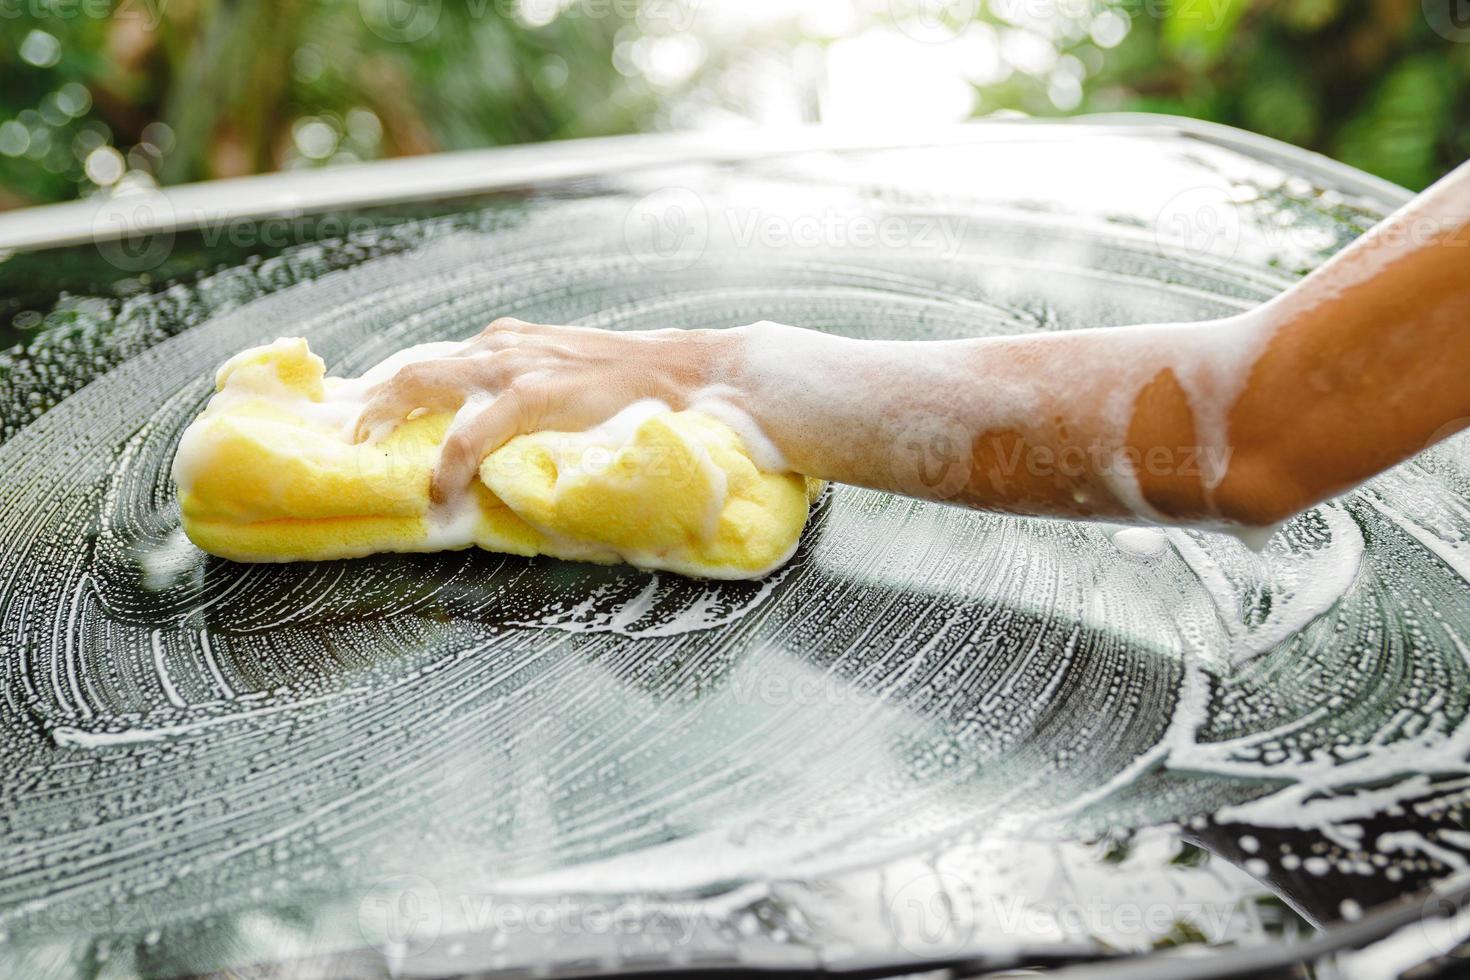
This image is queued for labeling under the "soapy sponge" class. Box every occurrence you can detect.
[173,338,820,578]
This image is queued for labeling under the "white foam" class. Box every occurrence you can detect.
[1166,504,1363,665]
[734,316,1277,538]
[687,386,790,475]
[184,303,1288,549]
[177,339,795,558]
[1110,527,1171,559]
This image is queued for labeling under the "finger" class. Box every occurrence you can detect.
[430,391,528,504]
[474,316,546,343]
[471,316,610,346]
[352,360,473,443]
[354,397,412,445]
[459,330,525,354]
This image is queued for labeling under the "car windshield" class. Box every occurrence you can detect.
[3,120,1469,979]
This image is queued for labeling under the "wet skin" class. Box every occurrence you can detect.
[354,159,1470,535]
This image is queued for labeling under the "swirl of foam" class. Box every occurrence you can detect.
[2,169,1470,973]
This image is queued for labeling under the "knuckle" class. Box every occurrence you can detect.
[506,379,550,425]
[362,389,397,419]
[377,385,412,412]
[398,359,442,385]
[476,332,517,353]
[476,349,513,380]
[382,374,421,403]
[505,377,547,414]
[440,431,470,460]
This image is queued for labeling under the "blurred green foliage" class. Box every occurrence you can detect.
[0,0,652,208]
[0,0,1467,211]
[1092,0,1470,190]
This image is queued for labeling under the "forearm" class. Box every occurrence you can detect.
[725,162,1470,531]
[720,320,1232,525]
[1216,162,1470,524]
[358,159,1470,529]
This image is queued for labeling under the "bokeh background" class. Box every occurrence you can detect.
[1,0,1468,212]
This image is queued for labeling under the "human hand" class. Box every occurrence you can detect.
[352,317,728,502]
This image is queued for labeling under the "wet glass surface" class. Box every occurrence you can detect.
[3,121,1470,977]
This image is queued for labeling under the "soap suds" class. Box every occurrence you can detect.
[737,315,1279,543]
[174,340,815,579]
[1111,527,1171,559]
[687,386,790,475]
[6,165,1469,973]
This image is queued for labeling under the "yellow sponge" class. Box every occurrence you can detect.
[173,338,821,578]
